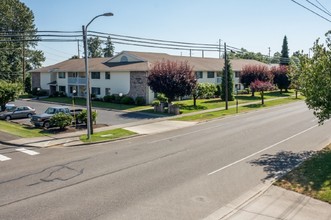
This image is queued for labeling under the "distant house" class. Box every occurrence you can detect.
[29,51,268,104]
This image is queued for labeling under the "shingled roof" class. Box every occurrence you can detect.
[30,51,269,73]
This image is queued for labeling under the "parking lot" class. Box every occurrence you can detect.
[6,99,162,127]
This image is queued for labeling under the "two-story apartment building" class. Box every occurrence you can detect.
[30,51,268,104]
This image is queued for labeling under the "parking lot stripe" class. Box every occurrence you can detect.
[0,154,11,161]
[16,148,40,156]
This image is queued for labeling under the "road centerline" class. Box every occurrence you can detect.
[208,123,319,176]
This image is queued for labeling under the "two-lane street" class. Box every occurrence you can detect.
[1,101,330,219]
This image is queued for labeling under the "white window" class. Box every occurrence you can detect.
[195,71,203,79]
[105,88,111,95]
[91,72,100,79]
[207,71,215,78]
[58,72,65,78]
[59,86,66,92]
[92,87,101,95]
[105,72,110,80]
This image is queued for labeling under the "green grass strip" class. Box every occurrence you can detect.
[0,120,45,138]
[175,97,304,122]
[80,128,136,143]
[275,144,331,204]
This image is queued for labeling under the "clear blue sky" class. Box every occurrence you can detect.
[21,0,331,66]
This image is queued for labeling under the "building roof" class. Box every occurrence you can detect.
[30,51,269,73]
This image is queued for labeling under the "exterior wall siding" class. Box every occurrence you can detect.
[91,71,130,97]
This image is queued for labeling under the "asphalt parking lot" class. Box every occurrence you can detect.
[7,99,163,127]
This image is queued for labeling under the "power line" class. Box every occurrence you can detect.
[305,0,331,16]
[315,0,331,15]
[290,0,331,22]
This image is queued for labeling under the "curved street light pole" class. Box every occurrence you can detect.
[82,12,113,140]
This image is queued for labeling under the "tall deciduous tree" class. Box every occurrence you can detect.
[103,36,114,57]
[0,80,23,110]
[221,58,234,101]
[270,65,290,93]
[280,36,290,66]
[0,0,45,83]
[192,83,217,107]
[148,60,197,104]
[87,37,103,58]
[240,65,273,96]
[299,32,331,124]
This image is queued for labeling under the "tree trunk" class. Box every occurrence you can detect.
[261,91,264,105]
[193,97,197,107]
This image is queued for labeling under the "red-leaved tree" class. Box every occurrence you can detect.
[240,65,273,96]
[148,60,197,104]
[270,65,290,93]
[250,80,274,105]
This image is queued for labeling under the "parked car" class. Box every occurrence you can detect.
[0,106,36,120]
[30,106,83,128]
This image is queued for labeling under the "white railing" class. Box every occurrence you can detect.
[68,77,86,84]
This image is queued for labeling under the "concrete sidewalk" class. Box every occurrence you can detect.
[207,185,331,220]
[6,119,197,148]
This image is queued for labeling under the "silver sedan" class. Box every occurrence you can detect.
[0,106,36,120]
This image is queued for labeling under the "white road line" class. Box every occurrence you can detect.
[208,124,319,176]
[0,154,11,161]
[16,148,40,156]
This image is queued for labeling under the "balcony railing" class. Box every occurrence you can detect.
[68,77,86,84]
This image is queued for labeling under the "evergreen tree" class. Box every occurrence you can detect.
[0,0,45,83]
[103,36,115,57]
[221,59,234,101]
[280,36,290,65]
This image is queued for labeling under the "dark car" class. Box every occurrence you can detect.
[0,106,36,120]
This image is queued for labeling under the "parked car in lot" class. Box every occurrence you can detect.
[0,106,36,120]
[30,106,83,128]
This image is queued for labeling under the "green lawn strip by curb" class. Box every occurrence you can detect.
[274,143,331,204]
[174,97,303,122]
[80,128,136,143]
[0,121,45,138]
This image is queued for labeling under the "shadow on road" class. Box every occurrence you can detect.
[249,150,315,182]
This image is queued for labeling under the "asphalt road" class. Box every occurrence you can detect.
[10,99,162,126]
[0,101,330,220]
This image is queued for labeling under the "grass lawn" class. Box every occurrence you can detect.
[275,143,331,204]
[175,96,304,122]
[0,120,45,138]
[174,90,295,114]
[80,128,136,143]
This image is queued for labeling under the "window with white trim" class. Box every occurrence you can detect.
[105,72,110,80]
[195,71,203,79]
[92,87,101,95]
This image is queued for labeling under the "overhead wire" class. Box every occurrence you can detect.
[305,0,331,16]
[289,0,331,22]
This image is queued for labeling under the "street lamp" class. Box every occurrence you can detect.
[36,87,40,100]
[82,12,113,139]
[72,89,77,128]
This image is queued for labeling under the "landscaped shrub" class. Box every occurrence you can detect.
[215,84,221,97]
[156,93,168,103]
[50,113,73,130]
[120,96,135,105]
[135,96,146,106]
[152,100,160,106]
[77,109,97,124]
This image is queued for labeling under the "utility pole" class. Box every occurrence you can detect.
[189,49,192,57]
[268,47,271,63]
[77,40,80,58]
[219,39,222,59]
[224,42,228,110]
[22,37,26,85]
[202,50,204,58]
